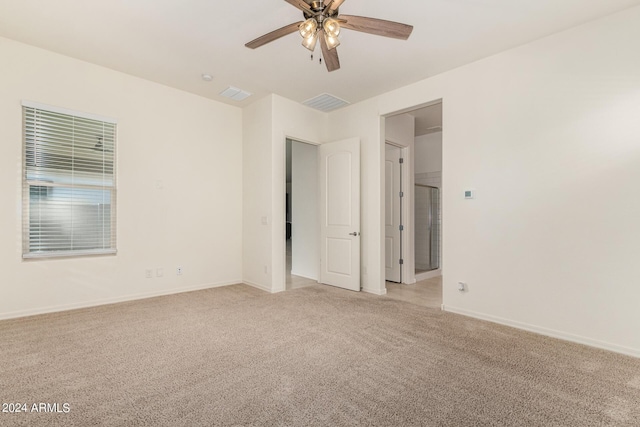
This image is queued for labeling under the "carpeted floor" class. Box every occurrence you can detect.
[1,283,639,426]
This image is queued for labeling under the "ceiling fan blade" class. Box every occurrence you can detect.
[319,31,340,72]
[324,0,346,12]
[338,15,413,40]
[284,0,314,15]
[245,21,303,49]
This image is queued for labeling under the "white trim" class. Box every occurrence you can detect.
[243,279,280,294]
[363,286,387,296]
[400,145,413,284]
[384,139,405,148]
[23,249,117,259]
[442,305,640,359]
[22,100,118,124]
[415,269,442,281]
[0,280,241,321]
[290,271,318,281]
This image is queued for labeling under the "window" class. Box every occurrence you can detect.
[22,102,117,258]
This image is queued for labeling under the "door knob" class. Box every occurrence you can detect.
[349,232,360,236]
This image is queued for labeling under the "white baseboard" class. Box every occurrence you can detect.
[442,305,640,359]
[0,280,242,322]
[362,287,387,296]
[415,269,441,281]
[289,271,318,281]
[243,279,279,293]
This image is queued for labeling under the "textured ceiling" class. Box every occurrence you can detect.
[1,0,639,109]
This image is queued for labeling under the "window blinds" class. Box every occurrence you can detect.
[22,102,117,258]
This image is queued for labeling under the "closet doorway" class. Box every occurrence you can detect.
[383,101,442,308]
[285,139,319,289]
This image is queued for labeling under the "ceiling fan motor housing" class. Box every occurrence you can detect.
[303,1,338,19]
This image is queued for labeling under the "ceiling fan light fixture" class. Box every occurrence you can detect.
[323,18,340,38]
[324,32,340,50]
[299,18,318,39]
[302,32,319,51]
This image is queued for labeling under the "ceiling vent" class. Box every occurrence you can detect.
[220,86,252,101]
[303,93,350,112]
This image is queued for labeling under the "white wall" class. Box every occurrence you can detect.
[0,37,243,319]
[271,96,327,292]
[291,141,318,280]
[242,96,273,291]
[242,95,326,293]
[328,6,640,356]
[415,132,443,174]
[386,114,415,147]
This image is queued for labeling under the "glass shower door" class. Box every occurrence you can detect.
[415,184,440,272]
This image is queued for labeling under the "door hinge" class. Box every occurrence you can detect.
[399,225,404,231]
[399,158,404,164]
[399,259,404,265]
[399,191,404,198]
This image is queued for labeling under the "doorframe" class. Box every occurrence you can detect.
[384,141,412,284]
[280,135,322,292]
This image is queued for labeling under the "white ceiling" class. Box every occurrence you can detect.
[1,0,639,109]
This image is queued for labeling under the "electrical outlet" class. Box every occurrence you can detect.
[176,267,183,276]
[145,269,153,279]
[458,282,466,292]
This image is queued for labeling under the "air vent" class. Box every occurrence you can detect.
[220,86,252,101]
[303,93,350,112]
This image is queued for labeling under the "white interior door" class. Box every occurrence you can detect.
[385,145,401,282]
[319,137,360,291]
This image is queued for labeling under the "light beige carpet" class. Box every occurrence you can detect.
[1,284,639,426]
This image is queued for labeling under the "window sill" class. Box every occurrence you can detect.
[23,249,117,260]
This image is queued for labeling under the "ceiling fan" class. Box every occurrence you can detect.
[245,0,413,72]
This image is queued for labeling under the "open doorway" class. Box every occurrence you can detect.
[281,136,362,293]
[286,139,319,290]
[383,101,443,308]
